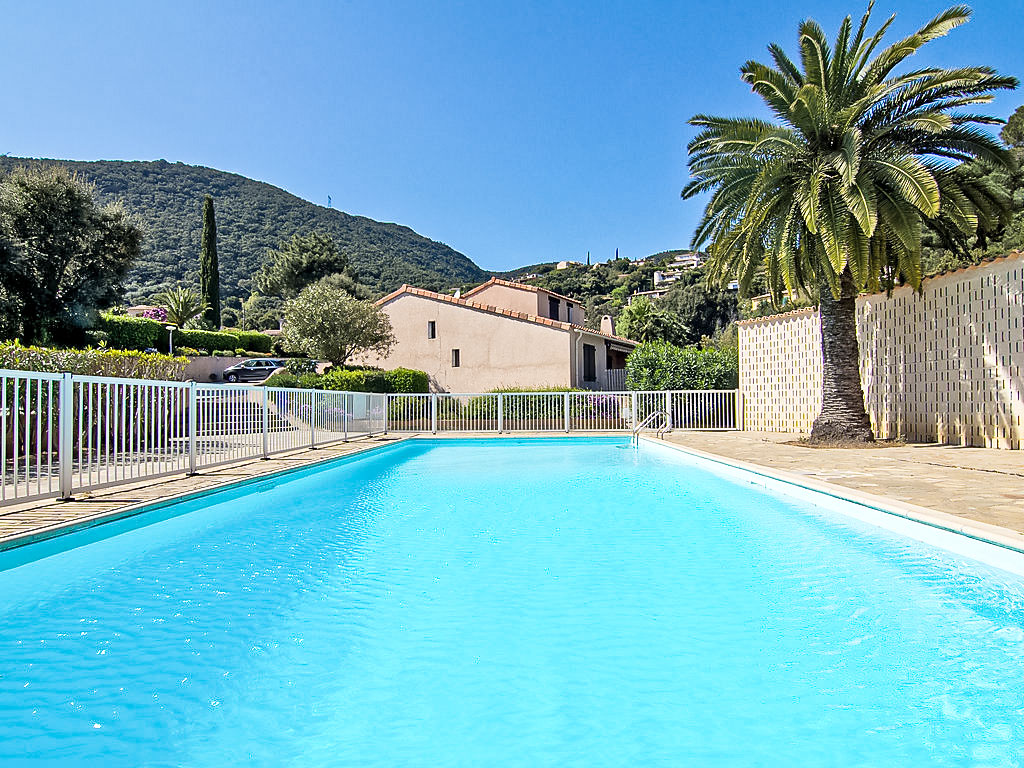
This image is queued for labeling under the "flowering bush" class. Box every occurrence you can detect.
[141,307,168,322]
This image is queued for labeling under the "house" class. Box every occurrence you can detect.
[358,278,637,392]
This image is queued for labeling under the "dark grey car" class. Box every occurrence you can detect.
[222,359,285,383]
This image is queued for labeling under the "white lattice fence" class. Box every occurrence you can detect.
[738,253,1024,449]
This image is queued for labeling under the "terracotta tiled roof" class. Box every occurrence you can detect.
[377,284,637,346]
[462,277,581,306]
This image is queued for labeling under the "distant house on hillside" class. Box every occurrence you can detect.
[358,278,637,392]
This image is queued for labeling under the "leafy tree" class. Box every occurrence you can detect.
[254,231,367,299]
[682,4,1016,442]
[615,296,686,343]
[0,165,143,345]
[199,195,220,329]
[241,292,285,330]
[1001,105,1024,148]
[660,269,738,343]
[154,286,209,327]
[282,280,396,365]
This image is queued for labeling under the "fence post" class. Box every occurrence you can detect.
[383,394,390,434]
[497,393,504,433]
[431,393,438,434]
[188,381,197,474]
[58,372,74,500]
[665,391,672,431]
[631,392,638,431]
[735,389,744,431]
[343,394,350,442]
[563,391,570,433]
[261,387,270,459]
[310,392,317,449]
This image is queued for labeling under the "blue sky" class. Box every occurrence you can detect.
[3,0,1021,271]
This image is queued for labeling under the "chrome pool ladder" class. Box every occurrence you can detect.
[631,410,670,446]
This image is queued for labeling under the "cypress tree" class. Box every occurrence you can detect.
[199,195,220,329]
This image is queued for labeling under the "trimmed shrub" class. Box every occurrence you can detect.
[625,341,738,391]
[383,368,429,394]
[96,312,167,352]
[0,340,187,380]
[233,331,272,353]
[177,346,201,357]
[212,349,235,357]
[264,371,299,388]
[296,373,323,390]
[175,329,240,352]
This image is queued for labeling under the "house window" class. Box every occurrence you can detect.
[566,304,572,323]
[427,320,436,339]
[452,349,460,367]
[548,296,560,320]
[583,344,597,382]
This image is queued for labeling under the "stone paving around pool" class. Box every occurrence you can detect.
[662,431,1024,535]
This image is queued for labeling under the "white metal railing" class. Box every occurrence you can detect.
[385,390,741,434]
[0,369,387,506]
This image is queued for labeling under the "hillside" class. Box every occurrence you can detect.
[0,157,487,305]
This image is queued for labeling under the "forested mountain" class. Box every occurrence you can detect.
[0,157,487,305]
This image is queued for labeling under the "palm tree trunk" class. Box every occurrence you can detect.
[810,270,874,443]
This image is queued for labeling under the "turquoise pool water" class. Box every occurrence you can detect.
[1,437,1023,766]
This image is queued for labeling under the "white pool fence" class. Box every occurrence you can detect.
[0,369,740,505]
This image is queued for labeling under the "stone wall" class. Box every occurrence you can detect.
[737,253,1024,449]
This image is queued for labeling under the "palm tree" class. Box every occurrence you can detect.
[155,286,209,328]
[683,3,1016,442]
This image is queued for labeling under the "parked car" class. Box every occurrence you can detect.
[222,359,285,383]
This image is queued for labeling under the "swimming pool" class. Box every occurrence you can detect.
[1,437,1023,766]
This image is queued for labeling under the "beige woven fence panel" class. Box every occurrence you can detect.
[738,252,1024,448]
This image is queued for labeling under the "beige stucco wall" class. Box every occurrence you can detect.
[468,283,584,325]
[737,254,1024,448]
[358,293,575,391]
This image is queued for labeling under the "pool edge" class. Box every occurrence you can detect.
[0,437,416,554]
[641,436,1024,571]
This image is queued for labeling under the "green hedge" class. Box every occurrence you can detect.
[175,329,240,352]
[0,341,187,380]
[95,314,272,355]
[263,366,429,394]
[384,368,429,394]
[233,331,272,353]
[96,313,167,352]
[625,341,738,391]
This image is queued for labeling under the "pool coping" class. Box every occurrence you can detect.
[642,435,1024,564]
[6,431,1022,570]
[0,437,415,554]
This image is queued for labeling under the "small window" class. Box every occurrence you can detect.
[427,320,436,339]
[451,349,460,367]
[566,304,572,323]
[548,296,560,320]
[583,344,597,382]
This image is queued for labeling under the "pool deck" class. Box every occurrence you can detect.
[661,431,1024,535]
[1,430,1022,552]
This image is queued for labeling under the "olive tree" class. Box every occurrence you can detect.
[282,280,395,366]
